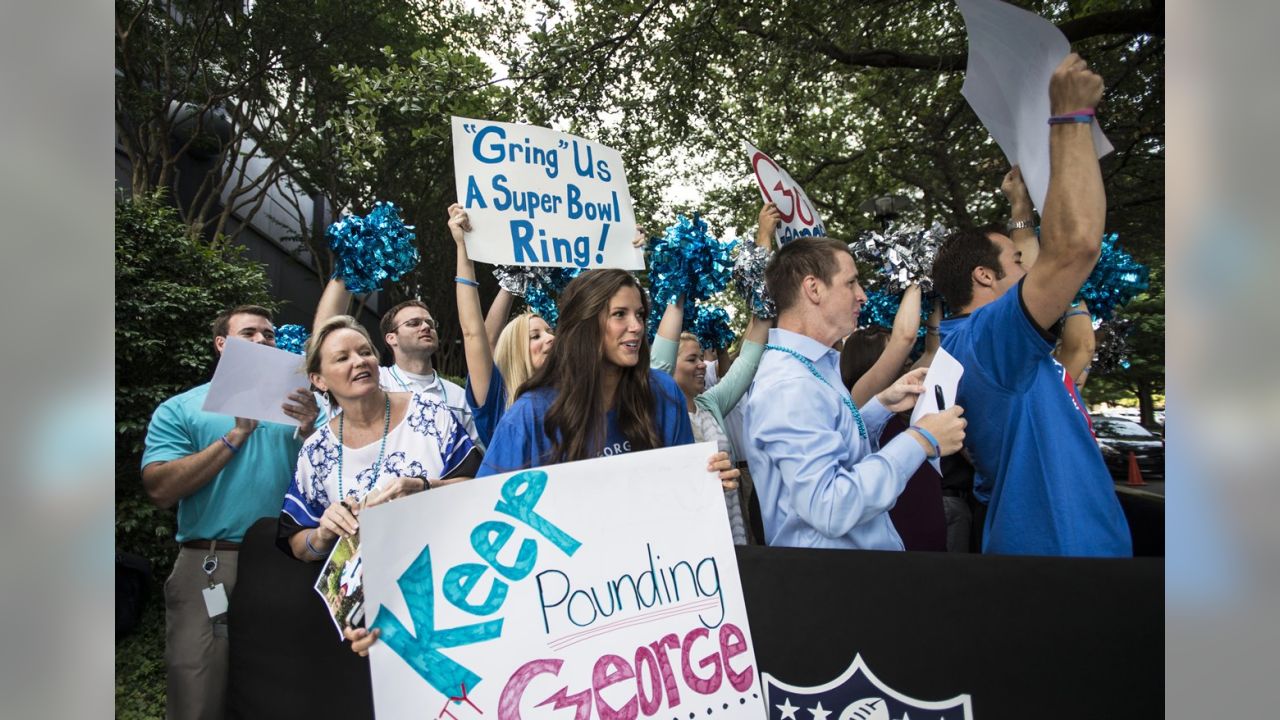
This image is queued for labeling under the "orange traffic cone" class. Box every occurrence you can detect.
[1126,450,1146,486]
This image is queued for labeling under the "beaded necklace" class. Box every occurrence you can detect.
[336,393,391,501]
[765,344,867,439]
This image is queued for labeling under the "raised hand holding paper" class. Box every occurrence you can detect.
[358,442,764,719]
[201,336,309,426]
[957,0,1113,215]
[452,117,644,270]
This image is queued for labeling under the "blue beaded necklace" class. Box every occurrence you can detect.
[765,344,867,439]
[336,392,391,501]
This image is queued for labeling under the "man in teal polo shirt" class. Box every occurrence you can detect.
[142,304,318,720]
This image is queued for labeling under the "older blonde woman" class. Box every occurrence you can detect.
[276,315,481,561]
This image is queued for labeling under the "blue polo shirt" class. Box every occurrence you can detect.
[940,281,1131,557]
[142,383,302,543]
[477,369,694,476]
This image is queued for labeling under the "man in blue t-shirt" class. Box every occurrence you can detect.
[141,305,318,720]
[931,53,1131,557]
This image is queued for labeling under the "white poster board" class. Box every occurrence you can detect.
[201,337,308,426]
[958,0,1113,215]
[743,141,827,246]
[452,116,645,270]
[359,442,764,720]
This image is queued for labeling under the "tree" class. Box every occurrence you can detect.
[488,0,1163,395]
[315,33,524,374]
[114,0,435,250]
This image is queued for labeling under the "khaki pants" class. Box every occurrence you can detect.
[165,546,239,720]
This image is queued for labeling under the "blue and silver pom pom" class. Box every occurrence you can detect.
[495,266,581,328]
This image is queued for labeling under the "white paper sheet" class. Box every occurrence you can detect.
[958,0,1113,215]
[909,347,965,472]
[201,337,310,426]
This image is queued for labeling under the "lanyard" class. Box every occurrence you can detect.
[765,344,867,439]
[388,365,439,394]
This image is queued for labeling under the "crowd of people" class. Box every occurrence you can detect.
[139,53,1132,718]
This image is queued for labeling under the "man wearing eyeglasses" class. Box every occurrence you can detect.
[315,279,480,448]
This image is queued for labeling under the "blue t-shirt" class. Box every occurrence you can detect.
[940,281,1131,557]
[465,363,508,450]
[141,383,302,543]
[477,369,694,476]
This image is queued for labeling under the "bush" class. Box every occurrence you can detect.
[116,194,277,572]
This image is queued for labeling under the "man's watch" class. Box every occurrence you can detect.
[1006,218,1035,232]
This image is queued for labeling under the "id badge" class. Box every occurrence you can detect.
[202,583,229,618]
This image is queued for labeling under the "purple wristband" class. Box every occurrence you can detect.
[220,435,239,454]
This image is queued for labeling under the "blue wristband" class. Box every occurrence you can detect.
[1048,114,1095,125]
[304,530,325,557]
[455,276,480,287]
[909,425,942,459]
[220,435,239,454]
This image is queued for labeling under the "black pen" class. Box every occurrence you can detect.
[934,384,946,410]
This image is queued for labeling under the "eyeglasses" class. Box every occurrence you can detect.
[392,316,437,332]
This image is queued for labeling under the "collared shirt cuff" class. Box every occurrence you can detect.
[859,395,893,429]
[880,431,930,478]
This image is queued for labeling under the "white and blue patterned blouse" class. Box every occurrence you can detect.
[280,392,478,531]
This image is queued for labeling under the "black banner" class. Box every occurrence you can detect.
[228,518,1162,719]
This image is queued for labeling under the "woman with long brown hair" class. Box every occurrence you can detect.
[477,268,704,472]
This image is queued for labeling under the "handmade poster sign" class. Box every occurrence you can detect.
[452,116,645,270]
[958,0,1114,215]
[358,441,764,720]
[743,142,827,246]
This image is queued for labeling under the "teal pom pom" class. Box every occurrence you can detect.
[1077,233,1148,321]
[328,201,419,295]
[647,214,734,309]
[274,324,309,355]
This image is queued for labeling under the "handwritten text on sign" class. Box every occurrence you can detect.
[743,141,826,246]
[452,117,645,270]
[358,442,763,720]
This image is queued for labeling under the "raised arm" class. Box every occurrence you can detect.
[1055,299,1096,386]
[484,288,515,352]
[1002,166,1039,269]
[650,293,686,373]
[851,284,922,406]
[448,203,495,401]
[314,277,353,331]
[697,312,771,417]
[1022,53,1107,330]
[911,297,943,372]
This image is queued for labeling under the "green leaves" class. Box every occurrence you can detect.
[115,193,277,576]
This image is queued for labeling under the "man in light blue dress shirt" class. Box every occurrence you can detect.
[742,238,968,550]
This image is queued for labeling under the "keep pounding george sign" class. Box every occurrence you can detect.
[358,442,764,719]
[452,117,645,270]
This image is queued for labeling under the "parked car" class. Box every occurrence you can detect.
[1090,414,1164,483]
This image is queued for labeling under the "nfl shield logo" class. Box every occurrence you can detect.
[763,654,972,720]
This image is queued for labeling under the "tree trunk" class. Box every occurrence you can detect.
[1135,379,1155,429]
